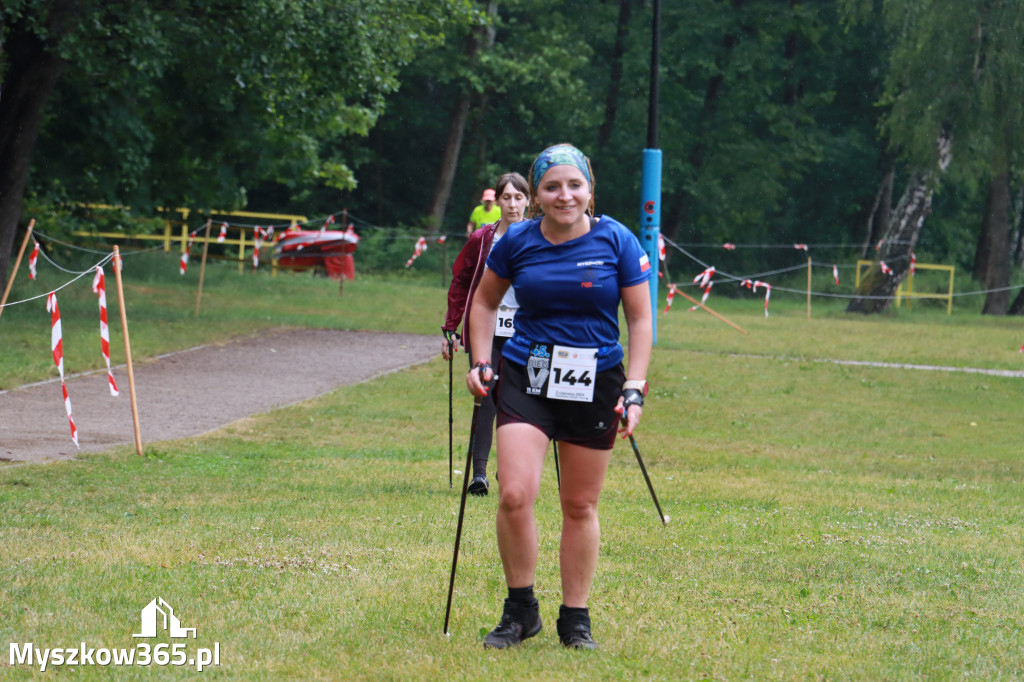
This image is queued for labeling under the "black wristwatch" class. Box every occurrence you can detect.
[621,380,648,409]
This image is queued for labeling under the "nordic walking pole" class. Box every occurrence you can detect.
[195,219,212,316]
[446,332,455,488]
[0,219,35,321]
[112,246,143,455]
[625,429,667,525]
[553,441,560,490]
[443,370,487,635]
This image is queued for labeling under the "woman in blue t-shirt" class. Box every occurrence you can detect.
[466,144,652,650]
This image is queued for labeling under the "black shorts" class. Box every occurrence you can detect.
[495,359,624,450]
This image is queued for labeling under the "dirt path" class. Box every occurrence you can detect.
[0,329,438,464]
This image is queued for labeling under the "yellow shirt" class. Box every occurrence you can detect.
[468,204,501,231]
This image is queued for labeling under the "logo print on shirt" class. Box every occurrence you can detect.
[580,262,602,289]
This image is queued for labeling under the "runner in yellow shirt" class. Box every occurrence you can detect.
[466,188,501,236]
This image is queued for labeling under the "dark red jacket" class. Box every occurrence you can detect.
[442,222,498,350]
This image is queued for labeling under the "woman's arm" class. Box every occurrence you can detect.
[465,268,510,397]
[441,232,485,359]
[617,281,653,435]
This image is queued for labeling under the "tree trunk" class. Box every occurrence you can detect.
[424,0,497,232]
[0,12,71,283]
[979,170,1011,315]
[1008,287,1024,315]
[847,128,952,314]
[861,166,894,257]
[782,0,806,106]
[666,6,740,243]
[470,91,491,190]
[972,206,991,281]
[425,92,473,231]
[1011,183,1024,268]
[597,0,632,149]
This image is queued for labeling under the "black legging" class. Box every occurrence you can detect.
[466,336,508,478]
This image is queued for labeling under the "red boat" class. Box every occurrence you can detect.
[273,226,359,280]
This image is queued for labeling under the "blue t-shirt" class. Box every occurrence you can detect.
[486,215,651,371]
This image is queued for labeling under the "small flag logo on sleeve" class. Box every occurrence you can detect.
[639,254,651,272]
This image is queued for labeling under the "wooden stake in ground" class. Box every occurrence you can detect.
[195,219,212,316]
[0,218,35,320]
[112,246,144,455]
[674,288,747,335]
[807,256,812,320]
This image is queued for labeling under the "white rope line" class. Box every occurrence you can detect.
[33,230,167,257]
[673,240,915,249]
[661,234,1024,300]
[0,252,114,308]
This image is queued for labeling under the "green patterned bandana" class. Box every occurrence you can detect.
[531,144,591,191]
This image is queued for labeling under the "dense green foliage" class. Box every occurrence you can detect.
[4,0,1024,288]
[5,0,477,211]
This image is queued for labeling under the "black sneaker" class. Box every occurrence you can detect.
[557,608,599,650]
[482,599,542,649]
[468,474,489,496]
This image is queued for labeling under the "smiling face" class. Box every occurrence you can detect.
[532,164,592,228]
[496,181,528,225]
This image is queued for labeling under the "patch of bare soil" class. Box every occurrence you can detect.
[0,329,437,463]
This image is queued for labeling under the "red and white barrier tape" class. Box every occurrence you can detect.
[253,226,267,269]
[664,284,676,314]
[692,266,715,289]
[832,264,840,285]
[405,236,428,268]
[657,235,666,278]
[689,267,716,310]
[880,261,892,275]
[794,243,808,252]
[92,266,120,396]
[689,281,713,310]
[723,243,736,251]
[46,292,79,447]
[179,233,195,275]
[345,224,360,243]
[217,222,228,242]
[28,240,39,280]
[910,252,916,276]
[437,234,447,244]
[742,278,771,317]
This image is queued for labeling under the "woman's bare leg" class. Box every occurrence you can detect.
[494,422,548,587]
[555,442,612,607]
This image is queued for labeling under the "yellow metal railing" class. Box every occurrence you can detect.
[72,205,308,274]
[856,260,955,314]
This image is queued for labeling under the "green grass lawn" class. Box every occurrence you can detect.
[2,252,1023,679]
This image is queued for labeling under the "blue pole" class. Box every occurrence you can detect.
[640,149,661,345]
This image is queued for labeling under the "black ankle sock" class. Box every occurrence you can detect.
[507,585,536,607]
[558,605,590,628]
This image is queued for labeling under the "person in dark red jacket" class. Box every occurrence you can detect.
[442,171,529,496]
